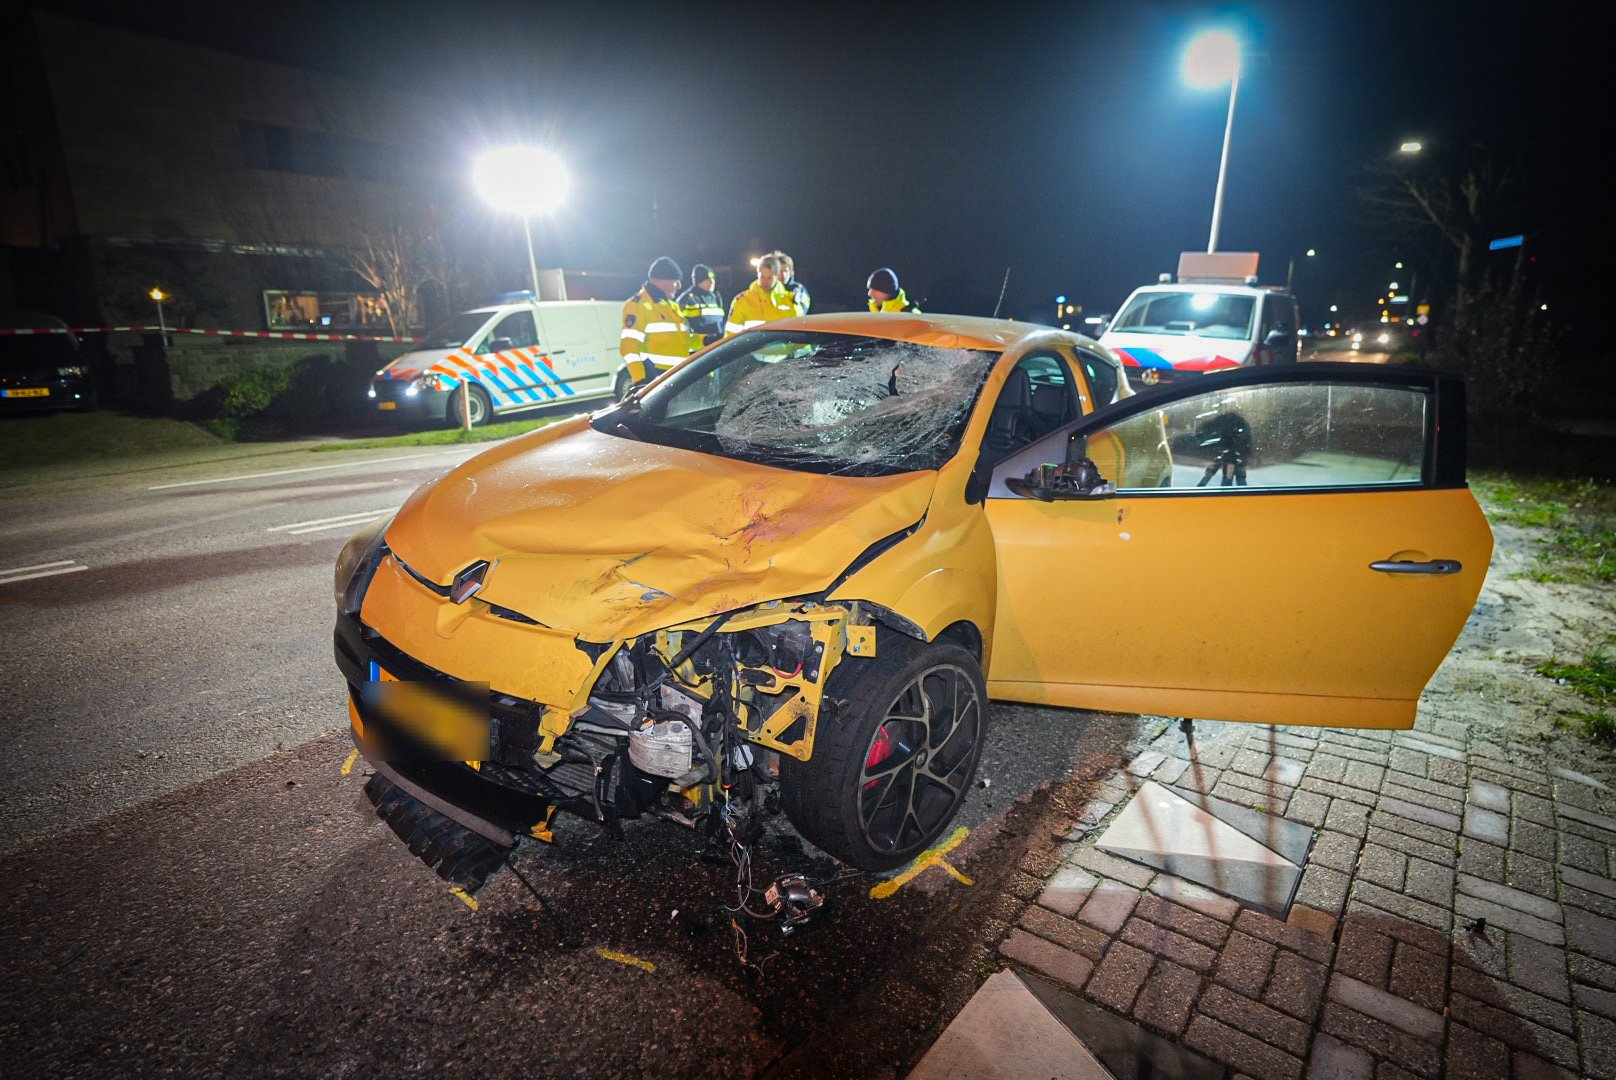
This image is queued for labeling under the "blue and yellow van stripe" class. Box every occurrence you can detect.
[426,347,577,409]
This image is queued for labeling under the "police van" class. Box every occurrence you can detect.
[1099,252,1302,389]
[369,299,624,426]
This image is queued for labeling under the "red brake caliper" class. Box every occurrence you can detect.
[863,727,892,791]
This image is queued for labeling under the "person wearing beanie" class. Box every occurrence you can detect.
[769,250,811,316]
[867,267,921,313]
[618,256,691,394]
[724,254,798,337]
[677,264,726,350]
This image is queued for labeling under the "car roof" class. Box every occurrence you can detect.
[1128,284,1290,298]
[0,310,71,331]
[756,312,1068,351]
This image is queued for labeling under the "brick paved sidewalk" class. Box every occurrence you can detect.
[986,716,1616,1080]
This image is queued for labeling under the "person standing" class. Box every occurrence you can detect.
[725,254,797,336]
[678,264,726,351]
[771,250,811,315]
[619,256,690,391]
[866,267,921,313]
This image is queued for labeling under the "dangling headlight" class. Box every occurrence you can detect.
[335,512,396,615]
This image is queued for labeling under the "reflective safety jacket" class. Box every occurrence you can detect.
[620,283,690,384]
[725,281,798,336]
[785,279,811,316]
[869,289,921,314]
[677,284,726,351]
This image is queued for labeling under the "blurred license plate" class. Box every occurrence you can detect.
[377,401,397,410]
[2,388,49,398]
[361,662,489,759]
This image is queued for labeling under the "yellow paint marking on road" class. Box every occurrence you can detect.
[340,748,359,776]
[870,826,972,899]
[597,948,656,973]
[448,886,479,911]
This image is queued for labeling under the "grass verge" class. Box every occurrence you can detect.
[1473,472,1615,584]
[309,417,558,452]
[1539,650,1616,748]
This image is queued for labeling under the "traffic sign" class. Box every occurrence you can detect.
[1488,234,1524,251]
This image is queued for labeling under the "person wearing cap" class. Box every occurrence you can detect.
[677,264,726,350]
[619,256,691,392]
[725,254,797,336]
[770,250,811,316]
[867,267,920,313]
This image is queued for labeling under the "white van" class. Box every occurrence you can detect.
[1098,252,1302,389]
[369,300,623,425]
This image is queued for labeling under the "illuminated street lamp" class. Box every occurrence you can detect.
[1399,141,1423,154]
[1183,30,1242,253]
[472,146,569,299]
[149,287,168,344]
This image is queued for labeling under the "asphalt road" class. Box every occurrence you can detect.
[0,424,1153,1077]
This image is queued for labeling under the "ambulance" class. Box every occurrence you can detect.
[368,299,625,425]
[1099,252,1302,389]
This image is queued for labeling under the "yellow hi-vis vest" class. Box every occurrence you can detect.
[869,289,920,314]
[725,281,797,336]
[620,285,690,384]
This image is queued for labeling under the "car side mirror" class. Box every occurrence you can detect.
[1264,328,1292,347]
[1003,431,1116,501]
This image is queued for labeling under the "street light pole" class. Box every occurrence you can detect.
[1207,64,1240,254]
[521,214,541,299]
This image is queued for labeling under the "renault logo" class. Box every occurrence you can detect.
[449,560,490,604]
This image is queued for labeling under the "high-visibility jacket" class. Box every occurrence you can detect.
[725,281,797,336]
[677,284,726,351]
[620,284,690,384]
[785,279,811,316]
[869,289,921,314]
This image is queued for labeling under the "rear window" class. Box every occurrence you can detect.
[1112,292,1256,341]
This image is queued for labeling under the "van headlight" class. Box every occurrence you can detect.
[335,512,395,615]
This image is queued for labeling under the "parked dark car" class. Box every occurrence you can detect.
[0,312,98,413]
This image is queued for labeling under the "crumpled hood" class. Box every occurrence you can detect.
[1099,331,1251,371]
[386,417,937,641]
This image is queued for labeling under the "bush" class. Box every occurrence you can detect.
[219,365,295,417]
[1430,260,1555,414]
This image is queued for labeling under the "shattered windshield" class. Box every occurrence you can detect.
[600,331,997,476]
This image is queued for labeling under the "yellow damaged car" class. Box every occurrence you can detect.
[333,313,1491,887]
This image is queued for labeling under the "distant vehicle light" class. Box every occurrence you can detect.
[1351,341,1361,350]
[1377,332,1390,345]
[56,365,87,377]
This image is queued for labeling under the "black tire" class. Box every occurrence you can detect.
[780,639,988,870]
[447,383,491,428]
[613,369,632,402]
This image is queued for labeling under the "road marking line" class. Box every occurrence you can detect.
[596,948,656,973]
[0,560,75,576]
[286,515,398,536]
[267,507,399,533]
[0,564,89,585]
[148,450,462,491]
[448,886,479,911]
[870,826,972,900]
[340,748,359,776]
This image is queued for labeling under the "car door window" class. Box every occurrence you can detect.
[981,352,1078,464]
[476,311,538,353]
[1073,349,1120,409]
[991,377,1431,496]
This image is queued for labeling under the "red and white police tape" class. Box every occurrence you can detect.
[0,326,422,343]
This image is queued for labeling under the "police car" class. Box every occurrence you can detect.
[1099,252,1301,389]
[369,298,623,425]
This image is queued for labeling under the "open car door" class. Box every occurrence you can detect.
[982,363,1492,729]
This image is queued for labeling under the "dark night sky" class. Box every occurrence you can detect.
[32,0,1605,324]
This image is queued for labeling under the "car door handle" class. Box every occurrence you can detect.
[1370,559,1463,575]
